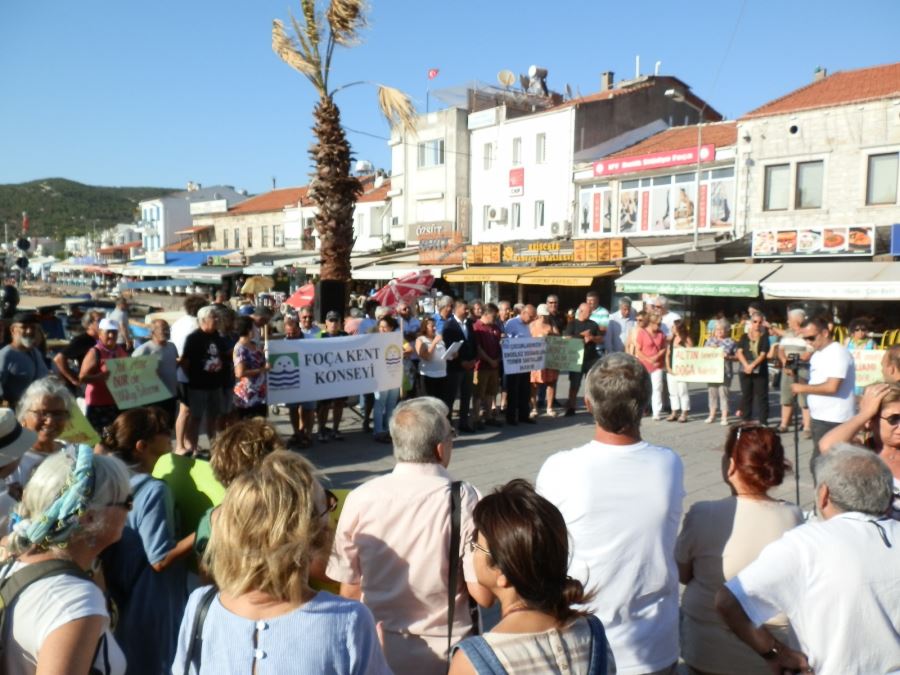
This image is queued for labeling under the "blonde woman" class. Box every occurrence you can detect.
[173,451,390,674]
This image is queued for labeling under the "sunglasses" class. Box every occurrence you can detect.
[317,489,339,518]
[803,335,818,343]
[854,327,867,332]
[881,414,900,427]
[107,494,134,511]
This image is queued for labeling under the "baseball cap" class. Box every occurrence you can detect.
[98,318,120,331]
[0,409,38,467]
[325,311,342,321]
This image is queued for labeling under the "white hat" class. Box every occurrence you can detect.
[98,318,119,331]
[0,409,38,467]
[536,303,550,316]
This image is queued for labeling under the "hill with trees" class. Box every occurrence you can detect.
[0,178,177,239]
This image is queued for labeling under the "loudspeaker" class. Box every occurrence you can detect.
[315,280,349,322]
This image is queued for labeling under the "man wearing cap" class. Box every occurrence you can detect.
[605,297,635,354]
[0,312,49,409]
[0,408,38,533]
[133,319,179,423]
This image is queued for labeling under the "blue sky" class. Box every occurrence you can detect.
[1,0,898,194]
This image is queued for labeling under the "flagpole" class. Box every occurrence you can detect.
[426,88,430,114]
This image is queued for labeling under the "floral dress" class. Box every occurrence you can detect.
[233,342,267,409]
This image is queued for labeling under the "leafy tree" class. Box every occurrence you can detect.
[272,0,414,283]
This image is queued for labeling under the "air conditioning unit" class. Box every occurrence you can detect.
[550,222,561,235]
[563,220,573,237]
[487,207,508,223]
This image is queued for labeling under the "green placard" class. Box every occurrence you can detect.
[544,336,584,372]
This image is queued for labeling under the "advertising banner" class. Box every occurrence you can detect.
[105,355,170,409]
[852,349,886,388]
[266,332,403,404]
[500,337,546,375]
[752,225,875,258]
[544,336,583,372]
[593,144,715,177]
[509,167,525,197]
[672,347,725,383]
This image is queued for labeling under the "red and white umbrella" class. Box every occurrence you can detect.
[372,269,435,307]
[284,283,315,309]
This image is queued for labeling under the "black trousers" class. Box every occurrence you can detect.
[445,369,473,423]
[505,372,532,423]
[810,418,841,476]
[423,375,449,408]
[739,371,769,424]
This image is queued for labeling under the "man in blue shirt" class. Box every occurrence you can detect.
[503,305,536,426]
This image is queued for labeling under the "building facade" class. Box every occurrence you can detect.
[138,184,246,251]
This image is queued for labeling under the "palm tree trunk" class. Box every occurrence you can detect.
[309,94,362,282]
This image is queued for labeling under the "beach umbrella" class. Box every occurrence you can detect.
[241,275,275,295]
[284,283,315,309]
[372,269,435,307]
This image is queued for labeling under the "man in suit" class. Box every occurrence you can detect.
[441,299,477,433]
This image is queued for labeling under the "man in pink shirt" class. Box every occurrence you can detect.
[327,397,492,674]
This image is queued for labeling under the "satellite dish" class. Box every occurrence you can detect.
[497,70,515,88]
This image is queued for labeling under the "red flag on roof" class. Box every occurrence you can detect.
[427,68,439,80]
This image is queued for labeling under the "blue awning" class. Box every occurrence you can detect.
[120,279,193,290]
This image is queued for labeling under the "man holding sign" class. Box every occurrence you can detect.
[503,305,537,426]
[563,303,601,417]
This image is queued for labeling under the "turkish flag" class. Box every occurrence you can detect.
[427,68,439,80]
[21,212,29,233]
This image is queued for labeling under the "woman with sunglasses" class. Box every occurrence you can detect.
[675,424,802,674]
[450,479,613,675]
[6,376,74,503]
[820,382,900,518]
[2,445,131,675]
[174,451,390,674]
[735,312,770,424]
[98,407,195,675]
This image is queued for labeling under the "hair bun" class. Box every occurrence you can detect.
[560,576,586,607]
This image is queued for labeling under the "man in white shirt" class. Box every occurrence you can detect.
[792,316,856,473]
[536,352,684,675]
[716,445,899,675]
[605,296,636,354]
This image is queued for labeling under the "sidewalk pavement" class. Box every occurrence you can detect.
[272,379,816,511]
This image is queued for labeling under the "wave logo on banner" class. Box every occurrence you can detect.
[269,352,301,390]
[384,344,403,368]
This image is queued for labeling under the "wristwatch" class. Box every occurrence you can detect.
[759,643,780,660]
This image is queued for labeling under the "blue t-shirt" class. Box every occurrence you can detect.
[102,474,187,675]
[174,588,392,675]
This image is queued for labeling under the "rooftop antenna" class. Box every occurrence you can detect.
[497,69,515,89]
[565,84,573,100]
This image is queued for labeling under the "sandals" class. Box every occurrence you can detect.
[678,412,689,423]
[666,411,680,422]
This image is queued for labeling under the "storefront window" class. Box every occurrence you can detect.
[618,180,640,234]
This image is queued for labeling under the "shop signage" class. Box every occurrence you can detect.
[500,238,624,264]
[752,224,875,258]
[509,168,525,197]
[145,250,166,265]
[593,144,716,177]
[617,280,760,298]
[417,221,466,265]
[465,243,502,264]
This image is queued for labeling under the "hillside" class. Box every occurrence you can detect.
[0,178,178,239]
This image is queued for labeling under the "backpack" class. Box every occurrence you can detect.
[0,559,111,675]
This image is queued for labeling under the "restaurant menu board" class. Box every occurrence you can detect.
[752,225,874,258]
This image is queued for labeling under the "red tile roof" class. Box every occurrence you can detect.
[227,187,309,215]
[605,121,737,158]
[743,62,900,118]
[358,178,391,203]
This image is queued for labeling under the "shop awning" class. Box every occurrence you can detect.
[120,279,193,290]
[354,264,456,281]
[444,267,528,283]
[518,266,619,287]
[616,263,781,297]
[170,266,244,283]
[761,262,900,300]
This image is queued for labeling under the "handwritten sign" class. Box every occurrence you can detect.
[60,405,101,446]
[544,336,583,372]
[851,349,885,388]
[500,338,546,375]
[672,347,725,383]
[266,332,403,404]
[105,355,171,409]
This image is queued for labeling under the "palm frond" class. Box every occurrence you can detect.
[301,0,320,51]
[377,85,417,135]
[272,19,319,80]
[326,0,367,45]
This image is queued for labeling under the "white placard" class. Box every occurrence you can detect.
[500,337,547,375]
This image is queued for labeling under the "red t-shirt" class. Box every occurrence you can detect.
[635,328,666,373]
[473,320,502,370]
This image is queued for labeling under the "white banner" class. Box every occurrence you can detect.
[266,332,404,404]
[500,337,547,375]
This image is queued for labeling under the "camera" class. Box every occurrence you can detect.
[785,353,800,369]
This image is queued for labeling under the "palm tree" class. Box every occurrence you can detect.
[272,0,414,292]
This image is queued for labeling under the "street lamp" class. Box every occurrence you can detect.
[665,88,708,251]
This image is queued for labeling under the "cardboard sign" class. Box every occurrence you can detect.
[544,336,583,372]
[500,337,546,375]
[672,347,725,383]
[266,332,404,404]
[852,349,885,388]
[59,404,101,446]
[105,355,171,409]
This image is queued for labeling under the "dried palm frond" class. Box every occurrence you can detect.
[272,19,319,79]
[377,85,417,135]
[301,0,320,51]
[326,0,367,45]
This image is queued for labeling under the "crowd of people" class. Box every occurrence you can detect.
[0,286,897,674]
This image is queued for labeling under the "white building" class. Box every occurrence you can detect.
[138,184,247,251]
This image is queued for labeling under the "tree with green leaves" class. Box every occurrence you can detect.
[272,0,414,286]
